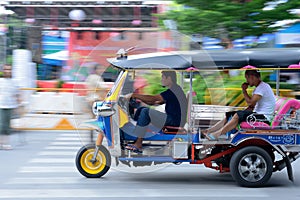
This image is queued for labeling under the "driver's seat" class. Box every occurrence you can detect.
[161,91,194,134]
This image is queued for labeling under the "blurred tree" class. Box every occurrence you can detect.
[158,0,300,47]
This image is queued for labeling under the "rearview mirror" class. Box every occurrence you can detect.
[97,104,115,117]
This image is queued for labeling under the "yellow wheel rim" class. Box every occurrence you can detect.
[80,148,107,175]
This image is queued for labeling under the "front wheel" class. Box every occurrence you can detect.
[76,144,111,178]
[230,146,273,187]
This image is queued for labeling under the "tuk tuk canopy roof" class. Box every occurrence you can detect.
[107,48,300,70]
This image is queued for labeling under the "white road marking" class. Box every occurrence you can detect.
[37,151,76,156]
[45,146,80,150]
[5,177,83,185]
[29,158,75,163]
[55,137,81,141]
[18,166,76,173]
[0,188,269,198]
[50,141,82,146]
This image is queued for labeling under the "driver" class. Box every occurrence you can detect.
[125,71,187,153]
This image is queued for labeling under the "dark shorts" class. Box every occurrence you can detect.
[0,108,13,135]
[226,110,270,125]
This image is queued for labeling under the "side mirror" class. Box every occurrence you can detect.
[97,104,115,117]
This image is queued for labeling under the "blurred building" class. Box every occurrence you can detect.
[4,0,174,80]
[6,0,162,28]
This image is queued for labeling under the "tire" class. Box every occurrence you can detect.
[230,146,273,187]
[76,144,111,178]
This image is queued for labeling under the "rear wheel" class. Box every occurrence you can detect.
[230,146,273,187]
[76,144,111,178]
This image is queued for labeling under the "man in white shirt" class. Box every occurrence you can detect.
[0,64,20,150]
[204,69,276,140]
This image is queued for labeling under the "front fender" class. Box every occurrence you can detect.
[79,119,105,132]
[80,117,115,148]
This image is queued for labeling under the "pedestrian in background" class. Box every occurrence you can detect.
[0,64,21,150]
[85,64,105,117]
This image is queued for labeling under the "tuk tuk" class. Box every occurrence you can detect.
[75,48,300,187]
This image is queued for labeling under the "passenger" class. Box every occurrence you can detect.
[125,71,187,153]
[203,69,276,141]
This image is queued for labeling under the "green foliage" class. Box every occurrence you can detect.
[192,71,228,104]
[143,72,166,95]
[191,70,287,104]
[269,82,296,90]
[159,0,300,40]
[191,74,208,104]
[6,56,13,65]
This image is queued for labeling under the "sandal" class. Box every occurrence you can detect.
[125,144,143,154]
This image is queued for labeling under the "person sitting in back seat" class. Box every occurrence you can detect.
[203,69,276,140]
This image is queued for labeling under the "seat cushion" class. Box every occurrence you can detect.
[240,121,271,129]
[240,98,300,130]
[272,99,300,128]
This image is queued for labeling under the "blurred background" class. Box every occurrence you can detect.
[0,0,299,105]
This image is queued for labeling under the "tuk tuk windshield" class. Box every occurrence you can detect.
[106,70,125,98]
[106,69,135,99]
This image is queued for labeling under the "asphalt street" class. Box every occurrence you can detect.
[0,130,300,200]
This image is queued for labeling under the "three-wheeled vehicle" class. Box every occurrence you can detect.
[76,48,300,187]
